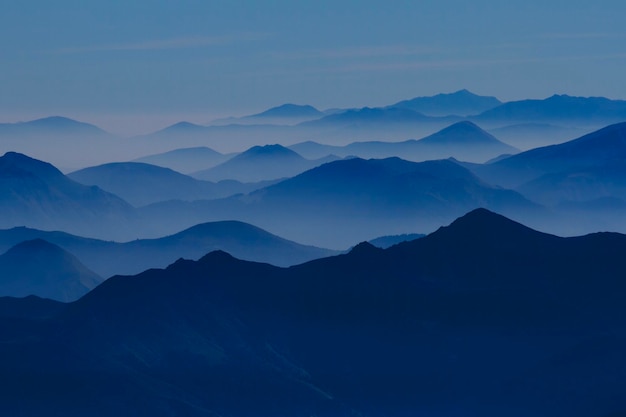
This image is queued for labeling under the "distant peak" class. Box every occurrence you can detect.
[349,241,383,256]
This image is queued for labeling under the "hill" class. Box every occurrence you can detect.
[132,146,230,174]
[0,239,101,301]
[0,209,625,415]
[390,89,502,116]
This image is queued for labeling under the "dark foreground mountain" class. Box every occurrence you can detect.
[141,157,540,248]
[0,152,135,239]
[68,162,272,206]
[0,209,625,416]
[0,239,101,301]
[0,221,337,277]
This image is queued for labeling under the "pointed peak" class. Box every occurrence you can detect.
[349,241,383,256]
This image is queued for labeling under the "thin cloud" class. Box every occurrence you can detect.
[51,33,270,54]
[537,32,626,40]
[271,45,436,60]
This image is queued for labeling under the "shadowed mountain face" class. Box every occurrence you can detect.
[390,89,502,116]
[0,221,338,277]
[132,146,230,174]
[474,122,626,189]
[68,162,272,207]
[0,209,625,416]
[0,239,101,301]
[0,152,135,239]
[141,157,539,248]
[192,144,338,182]
[290,121,518,163]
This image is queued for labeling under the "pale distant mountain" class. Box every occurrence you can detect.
[291,121,517,163]
[475,94,626,125]
[68,162,271,207]
[0,152,135,240]
[0,116,108,136]
[132,146,230,174]
[301,106,444,128]
[0,221,338,277]
[0,239,101,302]
[211,104,324,126]
[488,123,587,149]
[192,144,339,182]
[390,89,502,116]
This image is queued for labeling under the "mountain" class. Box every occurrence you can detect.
[368,233,424,248]
[192,144,339,182]
[292,121,517,163]
[0,116,107,136]
[390,89,502,116]
[211,104,324,126]
[475,94,626,125]
[0,239,101,301]
[0,209,625,416]
[68,162,271,207]
[474,121,626,188]
[0,152,135,240]
[132,146,230,174]
[0,221,338,277]
[141,157,539,248]
[301,106,441,128]
[488,123,587,150]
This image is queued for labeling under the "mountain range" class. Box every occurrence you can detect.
[0,239,101,301]
[389,89,502,116]
[0,209,625,416]
[132,146,231,174]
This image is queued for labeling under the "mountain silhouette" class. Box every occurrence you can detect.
[192,144,338,182]
[390,89,502,116]
[143,157,539,248]
[368,233,425,248]
[132,146,230,174]
[475,121,626,188]
[0,209,625,415]
[291,121,517,163]
[0,221,338,277]
[68,162,272,207]
[0,152,135,239]
[210,104,324,126]
[250,103,323,119]
[0,116,107,136]
[0,239,101,301]
[475,94,626,125]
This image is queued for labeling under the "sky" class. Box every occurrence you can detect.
[1,0,626,135]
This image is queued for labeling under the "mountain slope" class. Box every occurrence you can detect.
[0,239,101,301]
[132,146,230,173]
[0,152,135,239]
[0,210,625,416]
[192,144,338,182]
[0,116,107,136]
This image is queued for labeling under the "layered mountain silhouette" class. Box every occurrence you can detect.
[0,152,135,239]
[0,239,101,301]
[291,121,518,163]
[475,94,626,125]
[368,233,424,248]
[390,89,502,116]
[0,116,107,137]
[211,103,324,125]
[0,209,625,416]
[68,162,273,206]
[132,146,230,174]
[0,221,337,277]
[142,157,539,248]
[192,144,339,182]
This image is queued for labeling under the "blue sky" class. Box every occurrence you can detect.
[1,0,625,134]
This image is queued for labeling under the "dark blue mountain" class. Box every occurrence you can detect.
[390,89,502,116]
[250,103,323,119]
[0,239,101,301]
[368,233,425,248]
[0,209,625,416]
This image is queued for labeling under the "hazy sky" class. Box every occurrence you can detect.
[1,0,625,134]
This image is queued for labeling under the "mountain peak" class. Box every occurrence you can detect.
[253,103,323,118]
[0,152,64,179]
